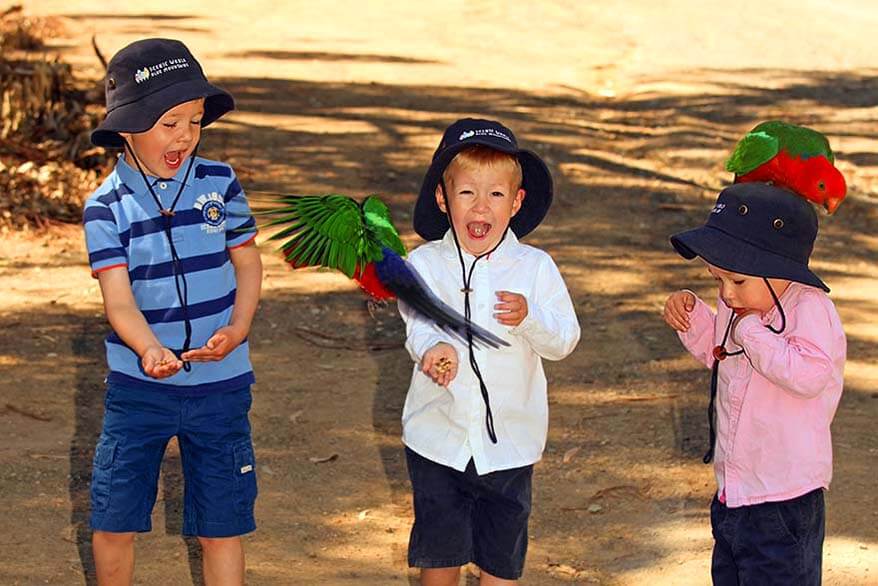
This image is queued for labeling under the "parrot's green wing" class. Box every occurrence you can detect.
[725,131,779,175]
[362,195,407,258]
[750,120,835,163]
[255,194,374,279]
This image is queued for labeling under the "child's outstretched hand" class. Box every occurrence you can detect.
[494,290,528,326]
[663,290,696,332]
[142,345,183,379]
[421,342,458,387]
[181,325,246,362]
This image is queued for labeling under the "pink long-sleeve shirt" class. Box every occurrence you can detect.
[678,282,846,508]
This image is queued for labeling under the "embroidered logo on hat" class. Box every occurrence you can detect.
[133,58,191,84]
[458,128,513,143]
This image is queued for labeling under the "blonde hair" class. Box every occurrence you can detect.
[442,145,522,189]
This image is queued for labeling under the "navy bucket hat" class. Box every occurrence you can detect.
[91,38,234,148]
[670,182,828,291]
[414,118,553,241]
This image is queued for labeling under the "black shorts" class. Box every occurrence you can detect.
[711,489,825,585]
[405,447,533,580]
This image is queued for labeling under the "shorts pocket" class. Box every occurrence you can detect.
[91,438,117,512]
[103,385,116,409]
[232,440,257,515]
[774,490,821,546]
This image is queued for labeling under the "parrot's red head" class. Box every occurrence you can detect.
[800,157,847,214]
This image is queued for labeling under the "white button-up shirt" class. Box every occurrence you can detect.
[399,230,580,474]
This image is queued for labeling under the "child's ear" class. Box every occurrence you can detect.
[511,188,526,216]
[434,184,448,213]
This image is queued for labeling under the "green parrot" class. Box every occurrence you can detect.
[255,193,508,348]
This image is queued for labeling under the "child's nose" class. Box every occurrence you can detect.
[178,125,194,145]
[472,194,490,212]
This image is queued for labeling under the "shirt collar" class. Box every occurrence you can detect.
[761,280,807,325]
[437,227,524,263]
[113,152,198,192]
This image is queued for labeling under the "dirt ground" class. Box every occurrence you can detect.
[2,2,877,584]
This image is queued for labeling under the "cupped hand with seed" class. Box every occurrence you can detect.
[141,345,183,378]
[421,342,459,387]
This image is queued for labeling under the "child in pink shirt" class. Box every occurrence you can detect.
[663,182,845,585]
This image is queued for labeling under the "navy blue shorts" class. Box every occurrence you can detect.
[90,383,257,538]
[711,489,825,585]
[405,447,533,580]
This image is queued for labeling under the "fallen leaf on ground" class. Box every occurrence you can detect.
[562,446,580,464]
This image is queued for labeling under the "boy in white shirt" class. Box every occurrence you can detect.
[400,118,580,585]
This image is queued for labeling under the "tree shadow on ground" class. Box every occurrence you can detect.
[206,67,876,581]
[3,64,876,584]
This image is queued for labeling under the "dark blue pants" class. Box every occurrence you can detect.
[711,489,825,585]
[405,447,533,580]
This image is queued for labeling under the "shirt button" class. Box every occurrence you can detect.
[159,182,167,189]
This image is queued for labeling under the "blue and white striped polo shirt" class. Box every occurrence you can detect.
[83,154,257,393]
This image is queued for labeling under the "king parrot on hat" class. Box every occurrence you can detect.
[725,120,846,214]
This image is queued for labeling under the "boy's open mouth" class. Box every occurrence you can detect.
[467,221,491,240]
[164,150,183,169]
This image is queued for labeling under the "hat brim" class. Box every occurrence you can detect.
[413,138,553,241]
[671,225,829,292]
[91,79,234,148]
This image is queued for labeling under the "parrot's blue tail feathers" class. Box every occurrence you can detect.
[375,249,509,349]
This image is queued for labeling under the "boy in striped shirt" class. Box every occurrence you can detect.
[82,38,260,585]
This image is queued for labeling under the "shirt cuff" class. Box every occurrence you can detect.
[410,332,450,363]
[732,313,764,347]
[509,303,541,337]
[677,293,714,344]
[90,262,128,278]
[228,231,258,250]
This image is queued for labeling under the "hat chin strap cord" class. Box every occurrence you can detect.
[762,278,787,334]
[439,179,507,445]
[703,277,786,464]
[123,139,199,372]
